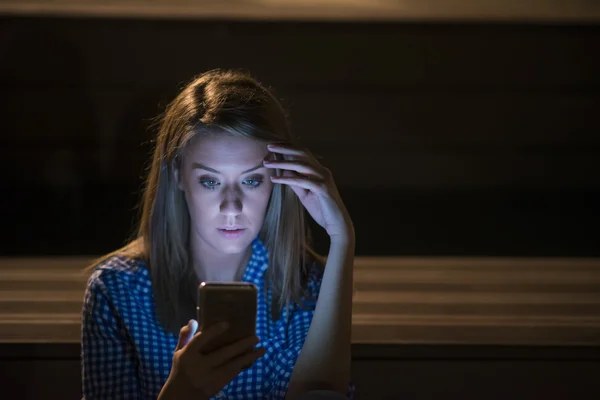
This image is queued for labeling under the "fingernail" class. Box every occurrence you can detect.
[188,320,198,336]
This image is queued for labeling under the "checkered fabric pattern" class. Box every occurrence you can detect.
[81,237,355,399]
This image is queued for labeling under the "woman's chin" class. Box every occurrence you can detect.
[213,230,253,254]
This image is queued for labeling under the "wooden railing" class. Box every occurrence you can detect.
[1,256,599,345]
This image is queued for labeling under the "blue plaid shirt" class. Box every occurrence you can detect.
[81,237,355,399]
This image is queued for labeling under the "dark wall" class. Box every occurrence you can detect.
[1,16,599,256]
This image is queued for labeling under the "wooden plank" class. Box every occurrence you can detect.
[3,256,600,271]
[354,270,600,284]
[354,257,600,269]
[352,322,600,345]
[3,315,599,345]
[3,267,600,284]
[2,256,600,270]
[0,256,598,344]
[2,289,599,305]
[0,0,599,22]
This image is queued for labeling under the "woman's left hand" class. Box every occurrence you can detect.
[264,143,354,243]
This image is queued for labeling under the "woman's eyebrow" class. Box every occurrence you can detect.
[191,162,264,174]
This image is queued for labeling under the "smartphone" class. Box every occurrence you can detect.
[196,282,258,354]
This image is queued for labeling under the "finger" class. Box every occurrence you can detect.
[263,160,325,180]
[270,176,327,194]
[193,347,266,394]
[267,143,306,157]
[187,321,229,353]
[176,319,197,351]
[235,347,267,370]
[204,335,260,368]
[238,348,266,370]
[214,347,267,379]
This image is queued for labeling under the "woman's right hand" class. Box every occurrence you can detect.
[161,319,266,400]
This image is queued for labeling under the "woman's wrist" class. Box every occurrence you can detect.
[329,229,355,249]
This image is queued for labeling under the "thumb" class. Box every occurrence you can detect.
[176,319,198,351]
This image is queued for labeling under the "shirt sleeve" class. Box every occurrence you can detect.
[81,270,142,399]
[262,263,356,399]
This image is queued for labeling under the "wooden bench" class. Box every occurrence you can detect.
[1,256,599,398]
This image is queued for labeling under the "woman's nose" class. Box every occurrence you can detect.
[219,189,243,216]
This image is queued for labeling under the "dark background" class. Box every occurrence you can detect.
[1,16,599,257]
[1,14,599,400]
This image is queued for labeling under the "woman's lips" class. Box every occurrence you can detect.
[217,228,246,239]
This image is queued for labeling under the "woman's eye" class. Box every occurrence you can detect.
[199,178,219,189]
[243,178,263,188]
[199,177,263,190]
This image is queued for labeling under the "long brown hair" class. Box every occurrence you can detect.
[84,69,322,334]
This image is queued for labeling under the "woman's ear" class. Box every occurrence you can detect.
[172,158,184,191]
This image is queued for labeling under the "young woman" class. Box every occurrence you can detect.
[81,69,355,399]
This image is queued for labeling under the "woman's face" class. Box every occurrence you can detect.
[177,134,274,255]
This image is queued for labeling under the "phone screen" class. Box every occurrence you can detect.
[196,282,258,354]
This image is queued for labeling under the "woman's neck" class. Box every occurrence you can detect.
[191,239,253,283]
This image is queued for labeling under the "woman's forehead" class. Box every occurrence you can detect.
[184,134,268,169]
